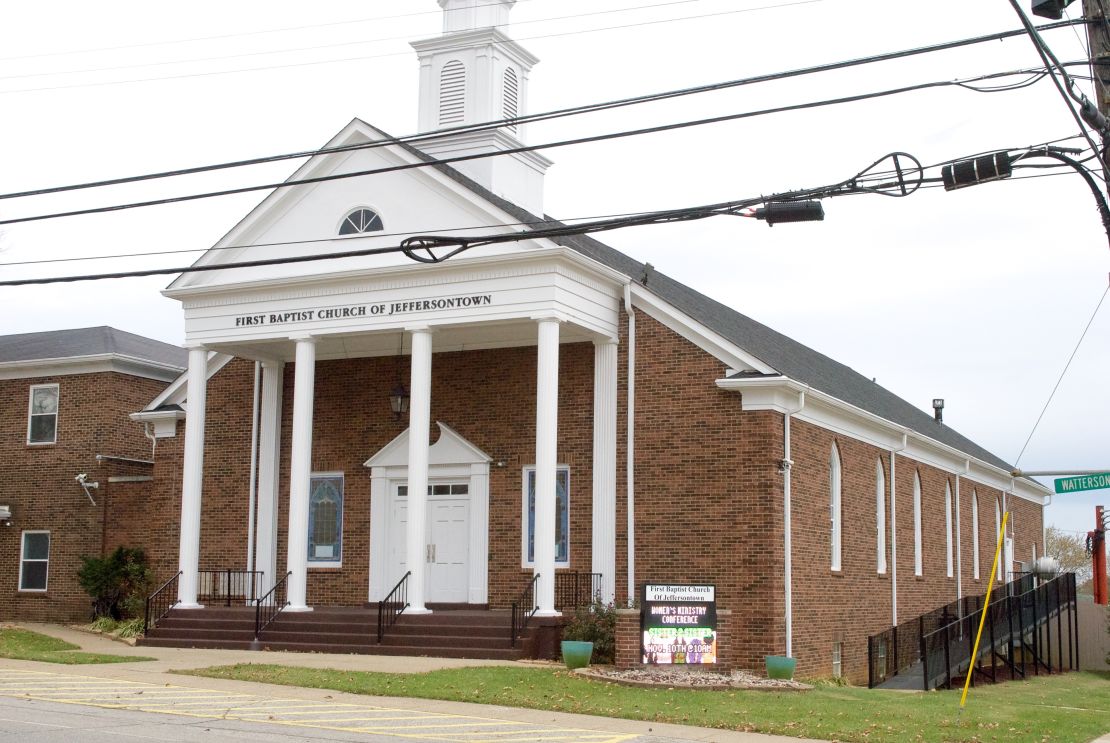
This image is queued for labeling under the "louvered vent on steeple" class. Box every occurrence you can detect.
[439,60,466,126]
[503,67,519,133]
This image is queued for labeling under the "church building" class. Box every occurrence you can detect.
[2,0,1048,683]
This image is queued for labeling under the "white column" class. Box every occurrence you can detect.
[406,327,434,614]
[177,346,209,609]
[255,360,284,592]
[591,338,618,605]
[285,337,316,612]
[534,317,561,617]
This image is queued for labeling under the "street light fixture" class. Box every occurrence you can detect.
[1031,0,1075,20]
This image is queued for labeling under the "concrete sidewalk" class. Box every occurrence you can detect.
[7,622,819,743]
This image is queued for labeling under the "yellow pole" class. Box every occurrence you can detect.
[959,510,1009,710]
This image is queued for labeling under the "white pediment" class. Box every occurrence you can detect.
[166,118,552,295]
[363,422,491,469]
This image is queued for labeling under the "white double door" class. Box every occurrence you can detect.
[390,481,470,604]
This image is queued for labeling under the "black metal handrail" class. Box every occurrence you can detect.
[254,571,292,640]
[926,571,1075,690]
[143,571,182,634]
[555,572,602,610]
[876,572,1078,691]
[867,572,1036,687]
[377,571,411,644]
[511,574,540,648]
[198,569,265,606]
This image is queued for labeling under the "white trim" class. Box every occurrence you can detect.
[521,465,570,570]
[913,471,923,577]
[0,354,184,382]
[876,457,887,575]
[945,481,954,579]
[129,409,187,439]
[18,530,50,592]
[716,375,1050,505]
[631,285,774,375]
[829,443,842,572]
[143,352,234,412]
[972,489,981,580]
[26,383,59,445]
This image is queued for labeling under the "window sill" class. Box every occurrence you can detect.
[25,442,56,448]
[16,590,48,595]
[308,564,342,571]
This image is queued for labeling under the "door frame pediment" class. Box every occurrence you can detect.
[366,422,491,603]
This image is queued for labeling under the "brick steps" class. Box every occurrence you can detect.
[140,606,532,660]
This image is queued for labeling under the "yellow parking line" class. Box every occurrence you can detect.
[354,720,522,731]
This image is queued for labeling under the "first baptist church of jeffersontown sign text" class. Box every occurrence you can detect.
[233,294,494,327]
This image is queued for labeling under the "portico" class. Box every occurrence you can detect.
[168,248,624,615]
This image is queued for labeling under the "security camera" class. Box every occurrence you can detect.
[76,473,87,484]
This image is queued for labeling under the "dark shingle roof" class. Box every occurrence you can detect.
[375,121,1016,473]
[0,327,188,369]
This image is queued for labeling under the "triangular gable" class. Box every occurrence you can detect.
[166,119,552,294]
[363,422,491,469]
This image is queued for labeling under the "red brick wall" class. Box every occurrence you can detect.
[0,372,167,621]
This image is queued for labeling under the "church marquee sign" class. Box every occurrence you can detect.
[640,583,717,665]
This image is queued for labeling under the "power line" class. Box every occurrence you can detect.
[1014,281,1110,468]
[0,0,821,95]
[0,0,528,62]
[0,66,1071,227]
[2,134,1088,269]
[0,151,923,286]
[0,0,727,83]
[0,20,1086,204]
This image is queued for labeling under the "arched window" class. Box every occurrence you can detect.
[308,475,343,564]
[876,458,887,574]
[503,67,519,133]
[995,497,1002,582]
[439,60,466,125]
[913,471,923,576]
[945,481,954,578]
[971,490,980,579]
[339,208,383,235]
[830,443,842,571]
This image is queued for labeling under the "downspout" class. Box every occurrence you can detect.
[624,282,636,605]
[245,361,262,575]
[782,391,805,659]
[890,433,907,627]
[956,460,969,605]
[142,422,157,459]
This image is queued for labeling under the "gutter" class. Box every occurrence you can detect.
[624,282,636,605]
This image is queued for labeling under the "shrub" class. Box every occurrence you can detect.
[561,599,617,664]
[76,547,152,620]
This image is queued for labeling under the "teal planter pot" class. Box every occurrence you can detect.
[765,655,797,680]
[562,640,594,669]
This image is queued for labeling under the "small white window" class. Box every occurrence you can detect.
[27,384,59,444]
[829,443,842,571]
[945,481,954,578]
[876,458,887,574]
[522,466,569,568]
[913,472,923,577]
[971,490,980,580]
[308,474,343,566]
[19,531,49,591]
[832,640,843,679]
[338,208,383,235]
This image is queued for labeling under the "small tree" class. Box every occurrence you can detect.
[1044,526,1093,583]
[77,547,152,620]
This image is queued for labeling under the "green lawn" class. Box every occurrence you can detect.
[180,664,1110,743]
[0,628,152,665]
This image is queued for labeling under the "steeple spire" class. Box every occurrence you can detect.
[412,0,551,216]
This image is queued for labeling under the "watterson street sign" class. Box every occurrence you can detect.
[1054,473,1110,495]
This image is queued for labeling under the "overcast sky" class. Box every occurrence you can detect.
[1,0,1108,547]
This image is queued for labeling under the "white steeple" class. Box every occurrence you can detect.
[411,0,552,216]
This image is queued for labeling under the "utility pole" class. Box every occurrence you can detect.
[1085,0,1110,177]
